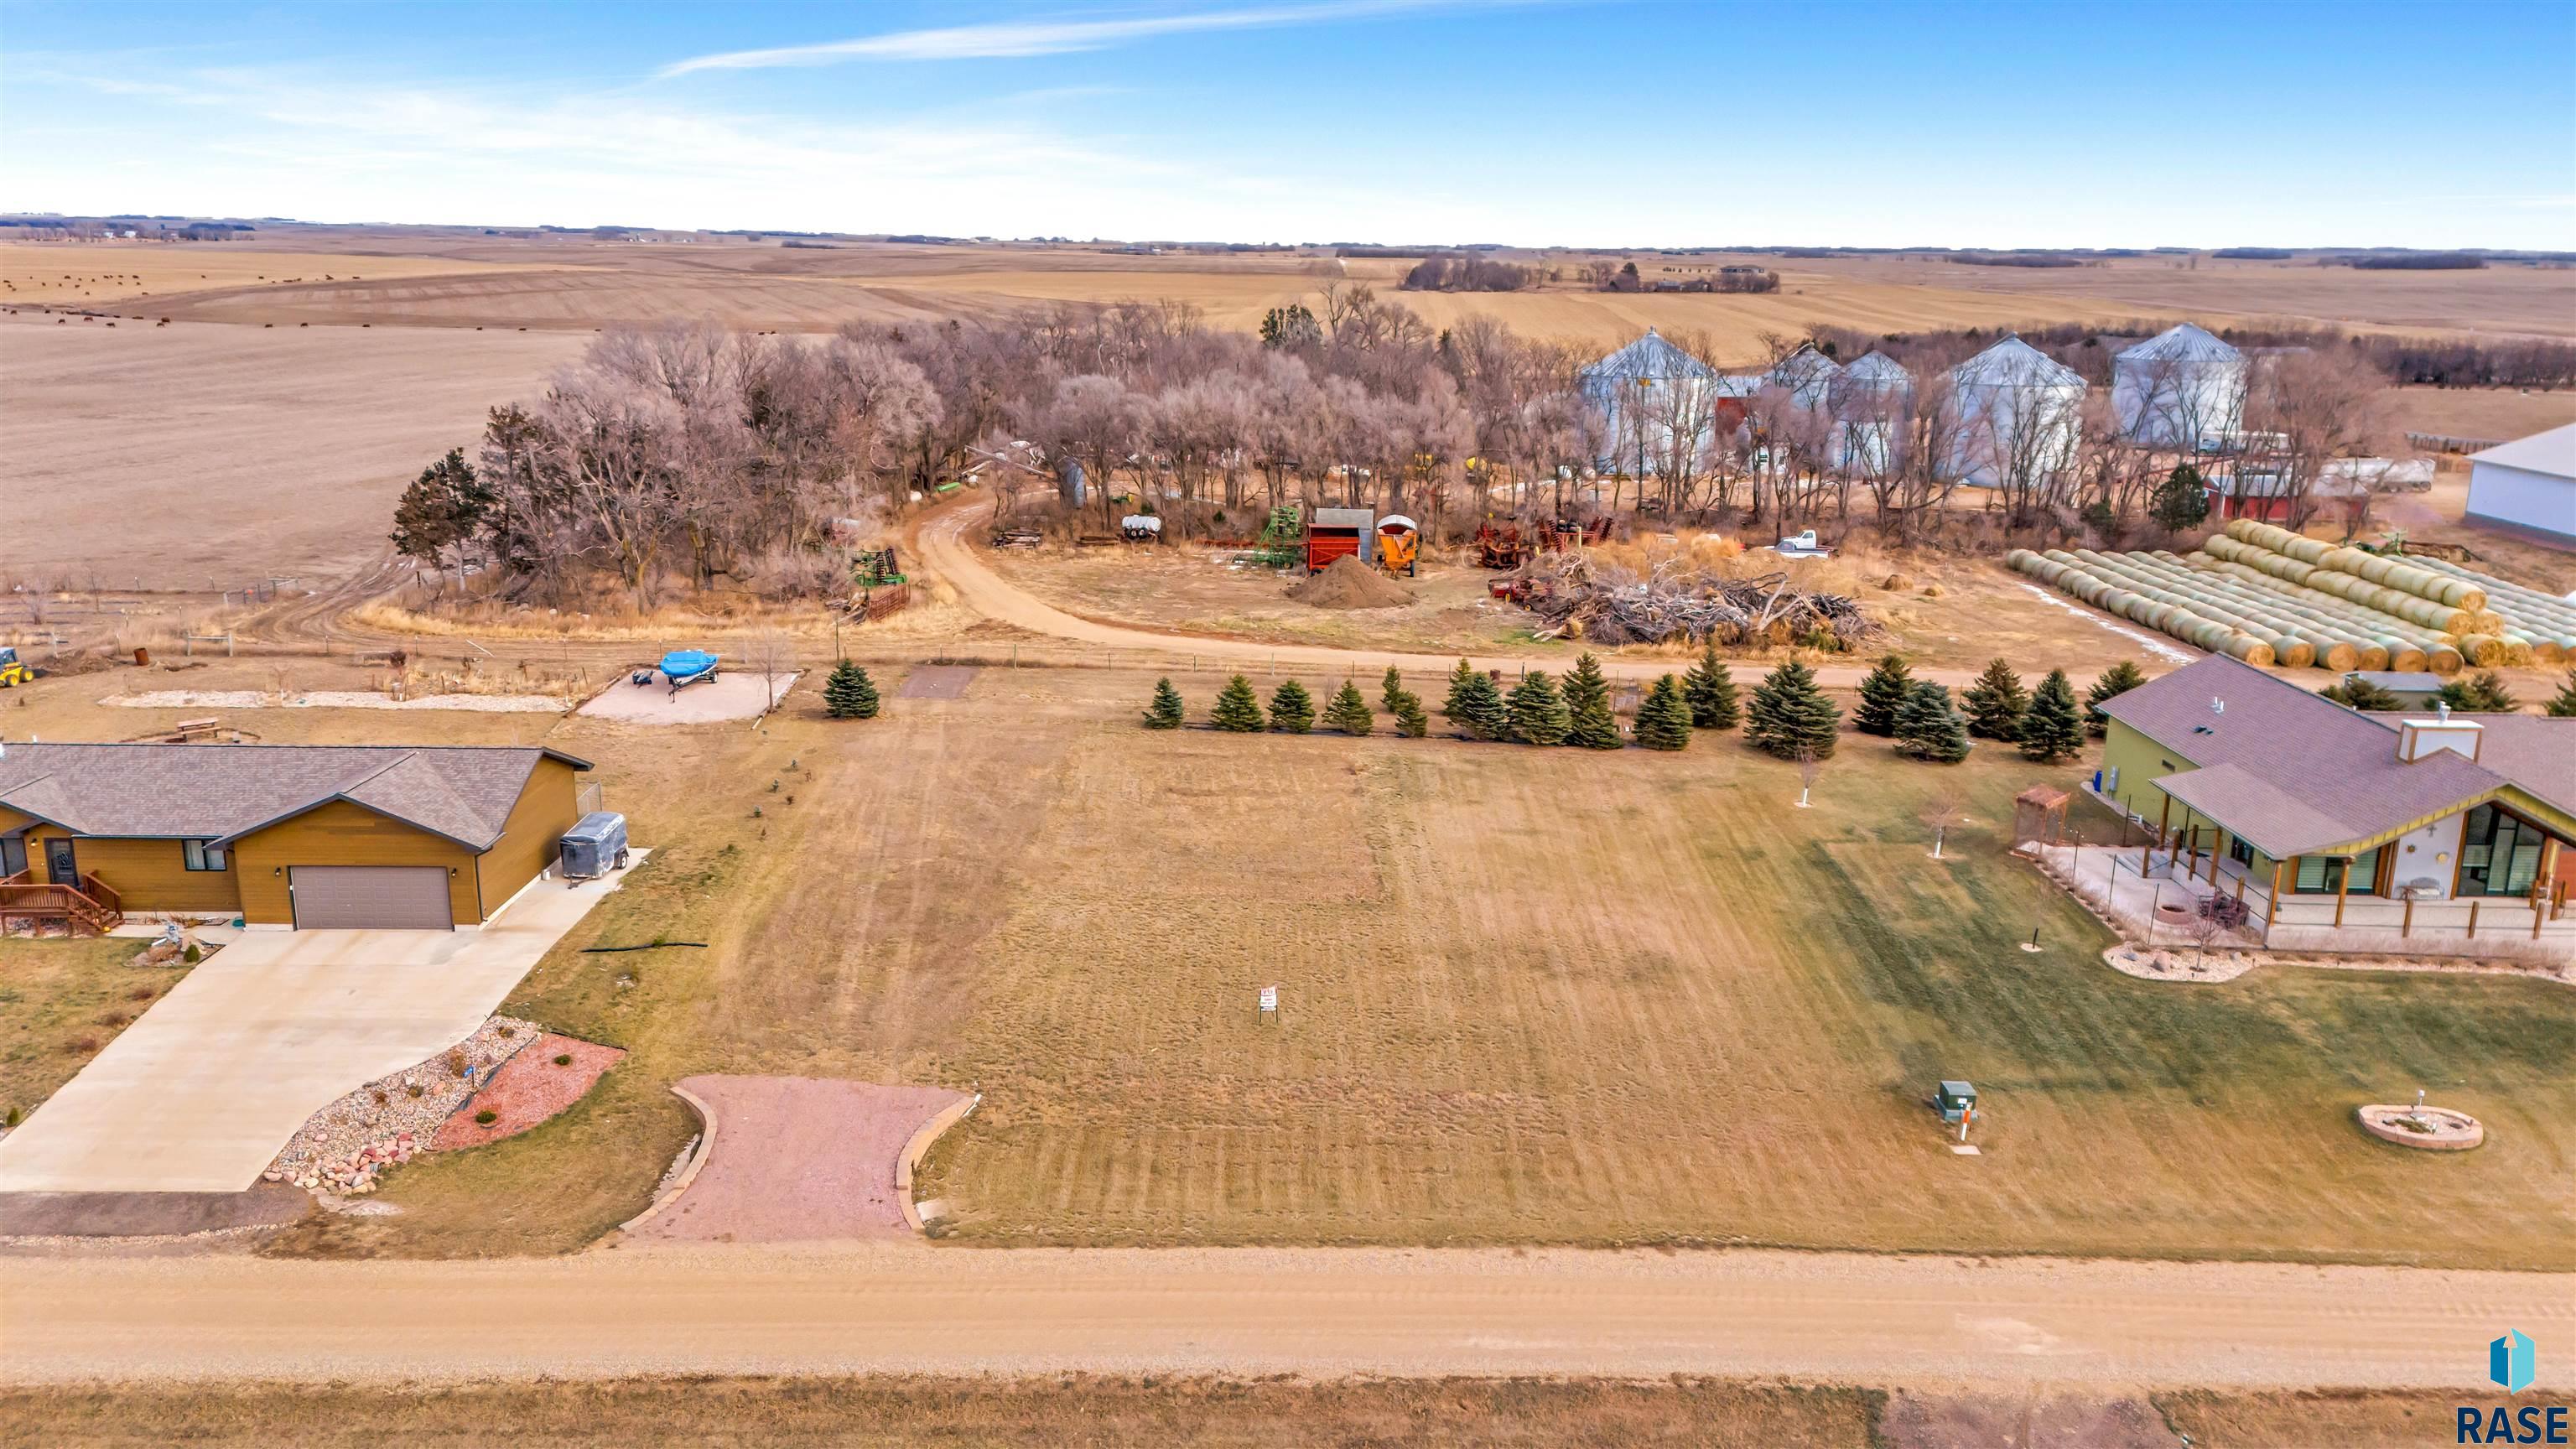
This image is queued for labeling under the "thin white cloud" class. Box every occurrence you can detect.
[658,0,1435,75]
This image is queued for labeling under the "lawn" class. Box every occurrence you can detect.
[136,662,2563,1270]
[0,936,188,1130]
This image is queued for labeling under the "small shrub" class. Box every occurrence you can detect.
[183,943,201,964]
[3,1106,19,1129]
[553,1052,574,1066]
[96,1010,132,1028]
[371,1088,390,1106]
[496,1024,515,1037]
[406,1083,425,1098]
[64,1035,101,1055]
[444,1049,470,1078]
[474,1109,499,1126]
[127,984,157,1002]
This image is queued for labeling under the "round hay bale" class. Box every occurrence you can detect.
[1919,583,1945,598]
[2274,636,2317,669]
[1881,573,1914,591]
[2316,641,2360,673]
[2353,641,2391,671]
[2386,643,2428,673]
[2424,645,2464,676]
[2456,634,2504,667]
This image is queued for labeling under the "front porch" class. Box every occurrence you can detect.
[0,870,126,937]
[2033,842,2576,964]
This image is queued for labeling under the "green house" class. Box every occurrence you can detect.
[2090,656,2575,913]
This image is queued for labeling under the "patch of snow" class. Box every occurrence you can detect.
[2012,582,2194,664]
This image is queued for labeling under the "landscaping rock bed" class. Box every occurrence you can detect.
[2357,1103,2485,1151]
[264,1015,539,1195]
[429,1032,624,1150]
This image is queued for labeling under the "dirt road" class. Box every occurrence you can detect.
[4,1242,2564,1389]
[915,498,2128,689]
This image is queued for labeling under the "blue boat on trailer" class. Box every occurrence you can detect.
[653,649,719,691]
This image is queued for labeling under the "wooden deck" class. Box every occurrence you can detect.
[0,870,125,935]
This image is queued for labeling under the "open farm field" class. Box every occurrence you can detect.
[15,654,2562,1270]
[2386,383,2576,442]
[0,242,560,308]
[1778,252,2576,340]
[0,314,584,583]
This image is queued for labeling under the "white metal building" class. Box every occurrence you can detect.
[2464,423,2576,543]
[1944,337,2086,489]
[1580,329,1720,476]
[1827,351,1911,475]
[2112,323,2246,450]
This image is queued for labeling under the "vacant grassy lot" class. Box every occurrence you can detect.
[0,936,185,1129]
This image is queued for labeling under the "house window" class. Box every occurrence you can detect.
[2293,848,2381,895]
[182,839,229,872]
[2228,836,2255,868]
[2457,804,2546,898]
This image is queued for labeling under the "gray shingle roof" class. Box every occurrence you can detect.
[0,743,589,851]
[2096,655,2564,857]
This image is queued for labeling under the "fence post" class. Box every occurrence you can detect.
[2401,896,2413,939]
[2465,900,2478,940]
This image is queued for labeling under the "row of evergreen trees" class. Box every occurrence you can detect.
[1146,657,1697,750]
[1951,656,2136,763]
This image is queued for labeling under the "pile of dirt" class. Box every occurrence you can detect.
[1285,555,1414,610]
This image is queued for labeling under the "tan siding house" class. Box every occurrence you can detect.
[0,743,593,930]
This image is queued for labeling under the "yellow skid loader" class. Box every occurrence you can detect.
[0,647,29,688]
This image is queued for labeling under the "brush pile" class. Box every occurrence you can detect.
[1504,550,1878,647]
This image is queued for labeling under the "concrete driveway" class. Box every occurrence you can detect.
[0,855,644,1194]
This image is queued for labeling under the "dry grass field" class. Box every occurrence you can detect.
[981,538,2168,678]
[27,230,2568,351]
[18,657,2548,1270]
[0,1377,2481,1448]
[0,314,584,583]
[0,242,558,308]
[2386,383,2576,441]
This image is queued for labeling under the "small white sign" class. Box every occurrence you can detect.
[1259,985,1278,1014]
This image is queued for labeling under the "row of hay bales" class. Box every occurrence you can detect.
[2009,519,2576,673]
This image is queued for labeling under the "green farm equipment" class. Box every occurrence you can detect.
[1246,505,1304,569]
[853,547,906,589]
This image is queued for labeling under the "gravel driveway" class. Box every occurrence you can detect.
[625,1077,970,1243]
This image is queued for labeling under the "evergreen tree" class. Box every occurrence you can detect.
[1506,669,1571,745]
[1268,679,1316,734]
[1962,657,2029,741]
[1325,680,1374,735]
[1563,652,1621,749]
[1745,658,1841,759]
[822,659,880,719]
[1634,674,1692,751]
[2149,462,2210,532]
[2322,674,2403,711]
[1143,677,1186,730]
[2082,659,2148,735]
[1393,693,1431,737]
[1896,681,1971,762]
[1448,666,1509,740]
[1441,658,1482,732]
[2547,666,2576,719]
[2437,670,2517,714]
[1854,653,1914,736]
[1210,673,1265,732]
[1682,642,1741,730]
[2018,668,2085,762]
[1381,666,1430,736]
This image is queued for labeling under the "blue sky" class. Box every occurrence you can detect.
[5,1,2572,247]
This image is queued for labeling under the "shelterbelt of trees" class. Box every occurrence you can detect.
[384,289,2543,610]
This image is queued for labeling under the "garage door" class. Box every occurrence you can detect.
[288,866,454,930]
